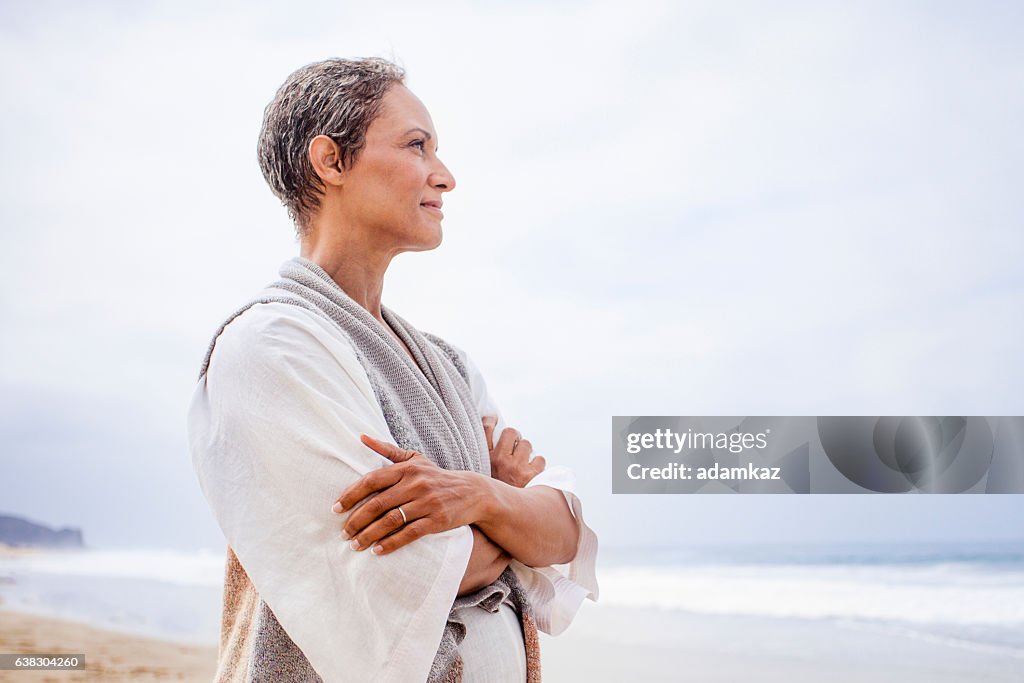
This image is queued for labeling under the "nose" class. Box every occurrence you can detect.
[429,158,456,193]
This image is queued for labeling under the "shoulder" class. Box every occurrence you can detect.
[219,300,336,344]
[206,301,373,402]
[214,301,356,366]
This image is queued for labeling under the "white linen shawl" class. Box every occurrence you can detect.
[187,301,598,682]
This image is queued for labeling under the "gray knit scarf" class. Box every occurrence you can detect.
[199,256,535,682]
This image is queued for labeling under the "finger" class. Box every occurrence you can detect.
[336,467,403,512]
[360,434,418,463]
[516,439,533,460]
[531,455,547,474]
[342,490,408,538]
[348,504,411,550]
[368,519,432,556]
[494,427,521,456]
[481,416,497,452]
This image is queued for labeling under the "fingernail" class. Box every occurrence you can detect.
[332,502,343,513]
[350,540,361,551]
[371,545,383,555]
[340,529,350,540]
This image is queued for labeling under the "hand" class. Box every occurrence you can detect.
[333,434,485,556]
[482,418,546,488]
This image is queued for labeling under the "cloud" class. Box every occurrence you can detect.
[2,1,1022,547]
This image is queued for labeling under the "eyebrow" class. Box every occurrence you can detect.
[404,127,433,140]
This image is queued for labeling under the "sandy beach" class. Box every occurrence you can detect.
[3,603,1022,682]
[2,543,1021,682]
[541,601,1024,683]
[0,610,216,682]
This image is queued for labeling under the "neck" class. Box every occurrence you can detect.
[299,222,394,324]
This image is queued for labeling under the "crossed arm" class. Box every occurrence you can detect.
[460,527,510,596]
[334,426,580,595]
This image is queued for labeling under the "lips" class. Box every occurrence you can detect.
[420,200,444,217]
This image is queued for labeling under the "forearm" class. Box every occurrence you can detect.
[472,476,579,568]
[458,525,511,596]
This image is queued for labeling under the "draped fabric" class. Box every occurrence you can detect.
[196,257,541,682]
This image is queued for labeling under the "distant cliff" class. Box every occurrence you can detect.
[0,514,84,548]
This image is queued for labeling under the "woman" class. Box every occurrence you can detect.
[187,58,598,682]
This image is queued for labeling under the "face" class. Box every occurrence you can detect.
[336,85,456,252]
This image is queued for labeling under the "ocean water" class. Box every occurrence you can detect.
[1,542,1022,657]
[0,548,225,644]
[599,541,1024,657]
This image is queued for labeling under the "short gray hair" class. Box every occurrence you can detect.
[257,57,406,236]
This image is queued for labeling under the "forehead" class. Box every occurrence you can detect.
[370,85,435,137]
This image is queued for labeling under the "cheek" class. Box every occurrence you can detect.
[355,154,428,213]
[380,157,428,189]
[398,167,428,196]
[375,167,420,203]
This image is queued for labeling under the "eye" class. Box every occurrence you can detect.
[409,139,426,153]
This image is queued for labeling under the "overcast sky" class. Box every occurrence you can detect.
[2,1,1022,550]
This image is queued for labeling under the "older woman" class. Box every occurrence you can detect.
[187,58,598,682]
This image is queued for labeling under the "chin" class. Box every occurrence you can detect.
[428,227,444,250]
[414,223,444,251]
[391,221,443,253]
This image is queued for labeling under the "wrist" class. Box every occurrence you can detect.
[467,472,506,526]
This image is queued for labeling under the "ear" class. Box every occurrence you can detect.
[308,135,346,188]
